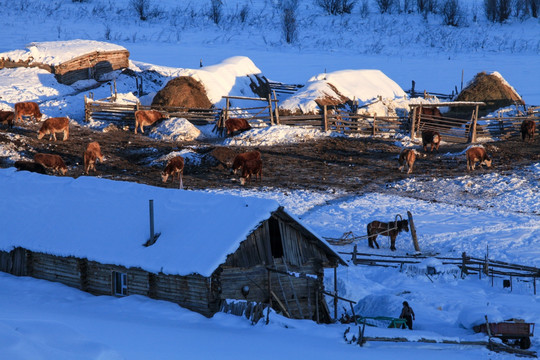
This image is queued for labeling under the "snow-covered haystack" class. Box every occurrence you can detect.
[152,76,212,109]
[0,40,129,85]
[149,117,202,142]
[280,69,407,114]
[145,56,267,108]
[455,71,524,114]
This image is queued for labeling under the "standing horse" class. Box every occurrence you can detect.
[367,219,409,251]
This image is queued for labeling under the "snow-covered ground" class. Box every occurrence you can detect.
[0,0,539,358]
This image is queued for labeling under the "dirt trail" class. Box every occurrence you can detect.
[1,121,539,194]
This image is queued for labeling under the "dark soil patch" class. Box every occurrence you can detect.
[1,121,539,193]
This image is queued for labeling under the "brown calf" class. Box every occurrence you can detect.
[14,160,47,174]
[134,110,168,134]
[240,159,262,186]
[0,110,15,128]
[231,151,261,175]
[466,146,492,171]
[521,119,536,142]
[225,118,251,136]
[84,141,104,175]
[421,130,441,152]
[14,102,43,124]
[34,153,68,175]
[38,117,70,141]
[398,149,416,174]
[161,156,184,188]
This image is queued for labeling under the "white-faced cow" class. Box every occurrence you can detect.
[466,146,492,171]
[421,130,441,152]
[231,151,261,175]
[521,119,536,142]
[84,141,104,175]
[37,117,70,141]
[134,110,169,134]
[14,102,43,124]
[398,149,417,174]
[34,153,68,175]
[240,158,262,186]
[225,118,251,136]
[162,156,184,188]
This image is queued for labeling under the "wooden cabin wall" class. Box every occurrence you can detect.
[154,273,214,317]
[278,221,331,269]
[224,222,272,268]
[218,262,322,320]
[29,252,81,289]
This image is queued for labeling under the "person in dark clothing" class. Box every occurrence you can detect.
[400,301,415,330]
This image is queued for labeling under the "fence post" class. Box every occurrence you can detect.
[352,244,357,263]
[323,105,328,132]
[461,252,469,277]
[334,267,338,321]
[407,211,421,252]
[469,106,479,143]
[273,90,280,125]
[84,95,89,123]
[410,106,417,140]
[267,93,274,125]
[372,115,377,136]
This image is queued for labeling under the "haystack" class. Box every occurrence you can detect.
[455,71,524,115]
[151,76,212,109]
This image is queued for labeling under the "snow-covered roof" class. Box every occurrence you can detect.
[0,169,342,277]
[0,40,128,67]
[281,69,407,113]
[133,56,262,105]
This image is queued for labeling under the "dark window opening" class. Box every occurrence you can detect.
[269,217,284,258]
[113,271,127,296]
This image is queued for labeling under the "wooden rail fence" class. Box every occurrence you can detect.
[339,248,539,294]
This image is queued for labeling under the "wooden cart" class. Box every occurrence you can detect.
[474,320,535,349]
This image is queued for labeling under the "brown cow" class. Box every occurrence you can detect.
[14,160,47,174]
[421,130,441,152]
[521,119,536,142]
[34,153,68,175]
[37,117,70,141]
[398,149,416,174]
[161,156,184,188]
[0,110,15,128]
[240,159,262,186]
[84,141,104,175]
[134,110,169,134]
[14,102,43,124]
[466,146,492,171]
[225,118,251,136]
[231,150,261,175]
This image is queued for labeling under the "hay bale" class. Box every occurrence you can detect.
[152,76,212,109]
[455,72,524,114]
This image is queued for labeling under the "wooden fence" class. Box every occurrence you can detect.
[477,114,539,140]
[84,95,221,127]
[339,248,539,294]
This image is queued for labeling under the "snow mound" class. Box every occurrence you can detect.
[149,118,202,142]
[224,125,332,146]
[281,69,407,114]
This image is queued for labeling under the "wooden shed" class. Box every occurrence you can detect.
[0,172,345,322]
[0,40,129,85]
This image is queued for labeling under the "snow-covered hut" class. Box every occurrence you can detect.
[0,170,345,322]
[0,40,129,85]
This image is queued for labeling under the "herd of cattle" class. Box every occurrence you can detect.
[0,102,262,186]
[0,101,537,187]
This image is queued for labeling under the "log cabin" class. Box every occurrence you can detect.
[0,40,129,85]
[0,169,345,322]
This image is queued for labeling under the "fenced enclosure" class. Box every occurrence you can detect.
[84,93,539,144]
[339,247,540,295]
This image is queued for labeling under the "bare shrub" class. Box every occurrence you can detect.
[484,0,511,22]
[359,0,370,17]
[315,0,357,15]
[282,1,298,44]
[130,0,150,21]
[441,0,465,26]
[376,0,397,13]
[417,0,437,14]
[238,3,250,23]
[208,0,223,25]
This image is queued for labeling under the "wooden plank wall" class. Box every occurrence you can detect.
[30,252,81,289]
